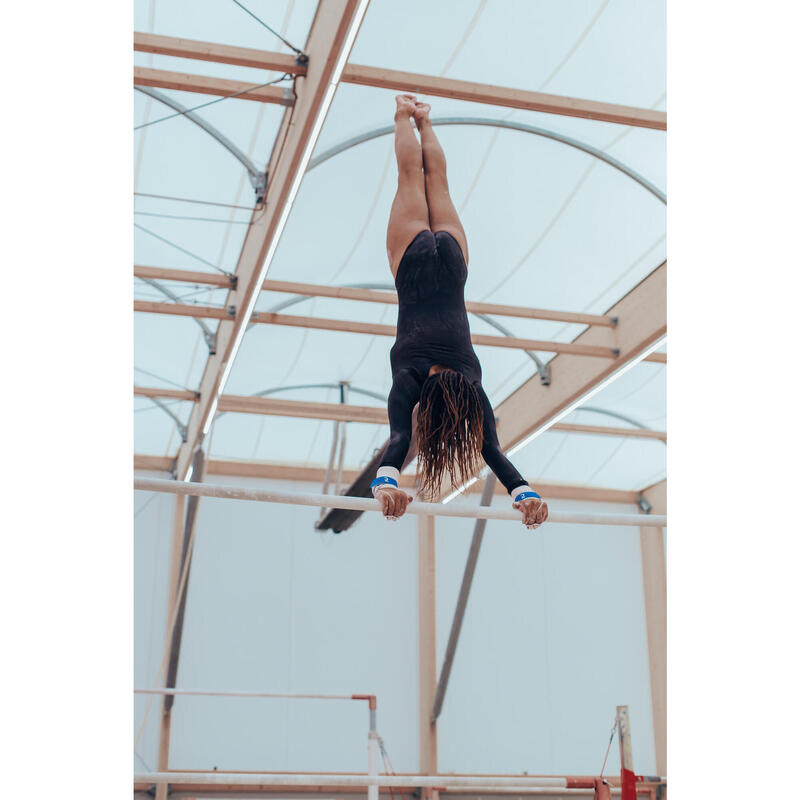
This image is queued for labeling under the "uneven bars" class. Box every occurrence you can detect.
[134,688,371,702]
[134,478,666,527]
[134,772,570,788]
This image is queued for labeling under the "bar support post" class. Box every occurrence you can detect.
[418,513,438,796]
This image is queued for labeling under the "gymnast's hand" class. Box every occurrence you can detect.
[376,486,413,521]
[514,496,549,530]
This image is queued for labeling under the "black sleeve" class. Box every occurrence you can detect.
[380,369,423,470]
[475,383,528,495]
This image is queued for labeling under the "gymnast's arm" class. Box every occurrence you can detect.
[372,369,421,519]
[475,384,549,529]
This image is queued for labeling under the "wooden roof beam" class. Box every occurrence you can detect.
[133,31,665,129]
[133,67,293,105]
[135,389,666,441]
[133,301,620,358]
[171,0,370,481]
[133,454,640,505]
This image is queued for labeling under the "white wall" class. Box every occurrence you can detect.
[134,474,656,776]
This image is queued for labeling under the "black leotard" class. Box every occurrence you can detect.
[380,229,528,495]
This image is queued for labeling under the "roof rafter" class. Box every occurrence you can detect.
[134,388,667,441]
[134,31,666,129]
[133,453,641,505]
[172,0,370,481]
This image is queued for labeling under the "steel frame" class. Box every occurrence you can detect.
[133,4,667,790]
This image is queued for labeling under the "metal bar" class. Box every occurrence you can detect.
[134,478,666,527]
[308,118,666,203]
[432,474,496,722]
[134,772,570,788]
[134,688,369,701]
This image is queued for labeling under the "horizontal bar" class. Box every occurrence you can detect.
[132,32,666,129]
[341,64,666,130]
[133,32,304,74]
[133,67,292,105]
[134,478,666,527]
[134,688,366,701]
[260,278,617,327]
[133,265,616,326]
[133,301,618,358]
[134,264,234,288]
[134,385,197,402]
[161,392,666,441]
[134,772,569,788]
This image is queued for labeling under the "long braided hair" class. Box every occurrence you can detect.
[415,369,484,500]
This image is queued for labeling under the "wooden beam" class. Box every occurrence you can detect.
[260,278,617,327]
[134,454,640,504]
[490,264,667,468]
[133,265,618,326]
[135,388,666,441]
[341,64,666,130]
[154,491,187,800]
[644,351,667,364]
[135,301,619,358]
[418,514,438,785]
[174,0,369,481]
[135,386,198,402]
[134,31,304,74]
[133,32,665,129]
[133,66,292,104]
[134,264,233,289]
[217,394,387,423]
[134,454,174,472]
[638,478,666,776]
[552,422,666,442]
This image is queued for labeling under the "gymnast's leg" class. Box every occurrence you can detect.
[414,102,469,265]
[386,95,431,278]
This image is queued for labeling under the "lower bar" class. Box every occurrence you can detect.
[133,478,666,528]
[134,772,568,788]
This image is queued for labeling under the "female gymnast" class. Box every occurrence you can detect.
[371,95,549,530]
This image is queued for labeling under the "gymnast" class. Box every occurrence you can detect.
[371,95,549,529]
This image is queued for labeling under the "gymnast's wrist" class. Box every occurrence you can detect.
[371,466,400,496]
[511,484,541,503]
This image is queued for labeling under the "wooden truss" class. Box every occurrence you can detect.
[133,2,667,787]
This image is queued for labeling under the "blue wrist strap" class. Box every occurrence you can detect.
[371,476,398,489]
[514,490,541,502]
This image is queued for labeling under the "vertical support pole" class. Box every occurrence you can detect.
[418,513,438,792]
[617,705,636,800]
[638,480,666,775]
[154,491,186,800]
[367,704,379,800]
[431,474,496,722]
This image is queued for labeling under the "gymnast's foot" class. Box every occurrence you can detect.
[413,101,431,129]
[395,94,417,119]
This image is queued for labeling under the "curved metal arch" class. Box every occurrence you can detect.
[135,86,267,200]
[136,276,217,353]
[308,117,666,204]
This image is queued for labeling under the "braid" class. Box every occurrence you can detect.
[415,370,484,500]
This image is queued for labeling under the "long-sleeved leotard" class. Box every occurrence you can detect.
[380,229,529,495]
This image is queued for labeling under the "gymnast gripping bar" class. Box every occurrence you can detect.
[133,478,666,527]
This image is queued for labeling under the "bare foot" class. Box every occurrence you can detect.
[413,101,431,129]
[395,94,417,118]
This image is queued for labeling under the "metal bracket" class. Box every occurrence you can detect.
[538,361,552,385]
[227,273,238,291]
[249,170,268,204]
[202,328,217,355]
[637,492,653,514]
[281,87,296,106]
[295,52,309,67]
[226,305,237,317]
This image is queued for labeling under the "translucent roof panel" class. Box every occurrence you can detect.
[134,0,665,492]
